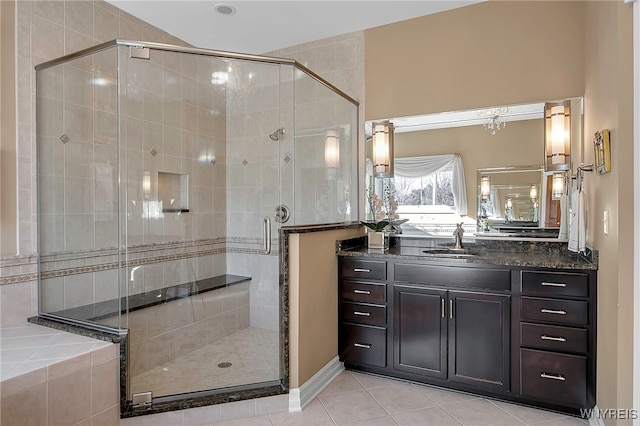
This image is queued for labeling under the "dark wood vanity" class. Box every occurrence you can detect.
[337,238,597,415]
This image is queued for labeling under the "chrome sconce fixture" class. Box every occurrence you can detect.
[480,175,491,201]
[372,120,394,177]
[324,130,339,179]
[544,100,571,172]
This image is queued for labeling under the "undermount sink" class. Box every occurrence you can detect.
[421,248,478,257]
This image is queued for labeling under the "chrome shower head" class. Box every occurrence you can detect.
[269,127,285,141]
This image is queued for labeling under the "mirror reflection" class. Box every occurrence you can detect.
[365,98,581,240]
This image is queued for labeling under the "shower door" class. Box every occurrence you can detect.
[117,45,287,401]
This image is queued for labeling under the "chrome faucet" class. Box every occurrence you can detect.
[453,223,464,249]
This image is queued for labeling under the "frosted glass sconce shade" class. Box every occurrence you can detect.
[480,175,491,201]
[544,101,571,172]
[372,120,394,177]
[551,172,565,200]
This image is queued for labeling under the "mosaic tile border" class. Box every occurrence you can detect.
[0,237,276,286]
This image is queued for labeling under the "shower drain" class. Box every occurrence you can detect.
[217,362,233,368]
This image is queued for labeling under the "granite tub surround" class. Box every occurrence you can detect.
[337,235,598,270]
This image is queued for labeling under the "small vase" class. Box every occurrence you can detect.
[367,231,388,250]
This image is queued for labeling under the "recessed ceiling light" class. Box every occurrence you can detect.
[214,3,236,16]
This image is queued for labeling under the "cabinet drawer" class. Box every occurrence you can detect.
[522,271,588,298]
[521,323,588,354]
[342,281,386,304]
[340,323,386,368]
[521,349,587,407]
[342,302,386,326]
[394,263,510,292]
[342,259,386,281]
[521,297,588,326]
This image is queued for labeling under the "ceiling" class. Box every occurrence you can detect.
[106,1,481,54]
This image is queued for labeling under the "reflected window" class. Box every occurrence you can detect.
[394,166,455,213]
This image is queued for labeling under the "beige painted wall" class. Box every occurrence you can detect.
[365,0,634,419]
[365,1,585,121]
[0,0,17,256]
[288,227,363,388]
[583,2,634,423]
[394,119,543,219]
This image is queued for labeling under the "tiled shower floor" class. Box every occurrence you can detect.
[130,327,280,398]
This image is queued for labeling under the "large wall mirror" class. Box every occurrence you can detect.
[364,97,583,240]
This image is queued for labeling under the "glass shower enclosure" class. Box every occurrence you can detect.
[35,40,358,413]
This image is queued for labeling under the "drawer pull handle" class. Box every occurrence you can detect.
[541,282,567,288]
[541,335,567,342]
[354,289,371,295]
[441,298,445,318]
[541,308,567,315]
[353,268,371,273]
[354,343,371,349]
[353,311,371,317]
[449,299,453,319]
[540,372,566,381]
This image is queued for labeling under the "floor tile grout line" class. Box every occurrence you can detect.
[479,397,529,425]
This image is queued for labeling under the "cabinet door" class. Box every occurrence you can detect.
[393,285,447,379]
[448,291,510,391]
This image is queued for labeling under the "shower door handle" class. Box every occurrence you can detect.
[263,217,271,254]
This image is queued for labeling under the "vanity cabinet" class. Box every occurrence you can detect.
[393,285,510,391]
[337,253,597,415]
[338,258,388,368]
[518,270,594,409]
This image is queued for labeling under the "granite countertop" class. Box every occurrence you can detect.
[337,236,598,271]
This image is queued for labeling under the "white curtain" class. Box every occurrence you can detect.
[394,154,468,216]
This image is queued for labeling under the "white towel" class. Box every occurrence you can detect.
[568,183,586,253]
[558,193,568,240]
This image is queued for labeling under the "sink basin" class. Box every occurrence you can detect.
[421,248,477,257]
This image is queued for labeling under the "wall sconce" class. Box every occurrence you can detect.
[480,175,491,201]
[544,100,571,172]
[372,120,394,177]
[529,184,538,202]
[324,130,339,179]
[551,172,566,200]
[143,171,151,199]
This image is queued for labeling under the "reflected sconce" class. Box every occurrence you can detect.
[544,101,571,172]
[372,120,394,177]
[324,130,340,178]
[480,175,491,201]
[529,184,538,202]
[551,172,566,200]
[143,171,151,199]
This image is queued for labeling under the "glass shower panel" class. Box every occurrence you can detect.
[37,46,122,330]
[292,69,358,225]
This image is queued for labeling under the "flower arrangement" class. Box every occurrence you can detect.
[361,184,403,232]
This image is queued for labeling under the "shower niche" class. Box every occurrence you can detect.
[35,40,358,416]
[157,172,189,213]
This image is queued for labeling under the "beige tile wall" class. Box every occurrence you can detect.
[0,341,120,425]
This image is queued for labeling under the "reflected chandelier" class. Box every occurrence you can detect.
[478,107,509,135]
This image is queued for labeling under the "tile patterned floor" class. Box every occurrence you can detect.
[122,370,591,425]
[131,327,280,397]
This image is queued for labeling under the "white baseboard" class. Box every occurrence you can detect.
[288,356,344,412]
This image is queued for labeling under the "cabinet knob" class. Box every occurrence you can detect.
[540,308,567,315]
[540,372,566,381]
